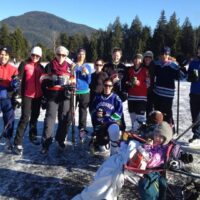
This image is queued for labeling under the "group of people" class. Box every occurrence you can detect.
[0,44,200,155]
[1,43,200,199]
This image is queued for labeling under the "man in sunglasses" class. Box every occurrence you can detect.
[103,47,127,131]
[90,78,123,155]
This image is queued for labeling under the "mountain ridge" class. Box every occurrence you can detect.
[0,11,96,47]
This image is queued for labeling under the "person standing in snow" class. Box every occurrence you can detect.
[0,46,19,149]
[143,51,156,116]
[13,46,44,155]
[153,47,186,132]
[187,45,200,143]
[90,78,123,155]
[103,47,127,131]
[74,48,92,142]
[41,46,75,154]
[125,53,150,132]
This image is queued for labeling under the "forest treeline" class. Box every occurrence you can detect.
[0,10,200,64]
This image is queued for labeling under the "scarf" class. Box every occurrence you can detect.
[51,58,68,75]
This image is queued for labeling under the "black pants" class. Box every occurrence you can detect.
[76,93,90,130]
[154,94,173,125]
[190,93,200,134]
[42,99,71,147]
[14,96,41,146]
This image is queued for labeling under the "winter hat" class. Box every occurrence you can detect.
[133,53,143,60]
[31,46,42,57]
[153,121,173,145]
[162,46,171,55]
[148,110,163,124]
[56,46,69,56]
[144,51,154,59]
[0,46,12,55]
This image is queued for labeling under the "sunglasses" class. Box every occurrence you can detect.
[31,54,40,58]
[104,84,113,88]
[57,54,66,57]
[95,64,103,67]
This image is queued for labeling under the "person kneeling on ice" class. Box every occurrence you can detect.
[90,78,123,155]
[40,46,75,154]
[72,121,173,200]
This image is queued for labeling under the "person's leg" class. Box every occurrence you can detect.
[55,99,71,149]
[29,97,42,142]
[78,93,90,131]
[41,100,58,153]
[14,97,32,146]
[2,98,15,140]
[108,123,121,155]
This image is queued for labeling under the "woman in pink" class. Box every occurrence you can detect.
[13,46,44,155]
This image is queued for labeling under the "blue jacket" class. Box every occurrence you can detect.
[188,58,200,94]
[91,93,123,126]
[153,60,186,98]
[75,63,92,94]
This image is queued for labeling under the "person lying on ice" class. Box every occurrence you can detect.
[72,121,173,200]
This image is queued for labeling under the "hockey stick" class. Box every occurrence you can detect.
[174,113,200,141]
[70,86,76,148]
[176,70,180,135]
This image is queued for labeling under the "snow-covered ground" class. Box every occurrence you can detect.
[0,80,199,200]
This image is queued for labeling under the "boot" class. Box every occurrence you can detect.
[29,125,40,145]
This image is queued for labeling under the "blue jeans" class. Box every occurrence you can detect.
[0,98,15,139]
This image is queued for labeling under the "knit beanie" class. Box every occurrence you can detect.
[153,121,173,145]
[143,51,154,59]
[31,46,42,57]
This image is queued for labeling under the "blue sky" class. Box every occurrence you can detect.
[0,0,199,30]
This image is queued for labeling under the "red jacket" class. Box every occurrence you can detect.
[0,63,18,88]
[127,66,149,101]
[22,61,44,98]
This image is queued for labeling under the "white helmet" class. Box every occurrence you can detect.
[31,46,42,57]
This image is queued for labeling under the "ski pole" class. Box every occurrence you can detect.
[176,71,180,135]
[174,114,200,141]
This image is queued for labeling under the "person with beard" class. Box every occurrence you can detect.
[103,47,127,131]
[40,46,74,154]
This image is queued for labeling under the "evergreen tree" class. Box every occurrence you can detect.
[180,17,194,58]
[9,28,28,60]
[111,17,124,51]
[128,16,143,59]
[0,24,10,47]
[152,10,168,58]
[166,12,181,56]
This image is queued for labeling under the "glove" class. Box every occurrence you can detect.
[55,76,66,86]
[11,94,21,109]
[10,75,20,91]
[187,69,199,82]
[41,97,47,110]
